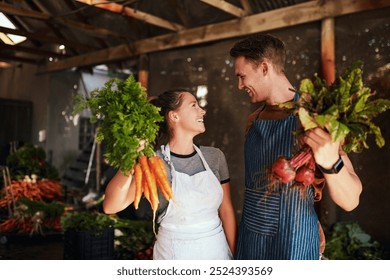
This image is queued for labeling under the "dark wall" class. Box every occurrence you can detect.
[148,8,390,256]
[0,98,33,165]
[334,8,390,256]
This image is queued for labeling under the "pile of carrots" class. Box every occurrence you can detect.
[0,179,63,208]
[0,179,63,234]
[133,155,173,230]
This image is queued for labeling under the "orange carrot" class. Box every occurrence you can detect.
[139,156,159,211]
[156,156,168,177]
[150,156,174,201]
[133,163,143,209]
[142,173,150,205]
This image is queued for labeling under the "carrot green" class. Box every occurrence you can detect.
[73,75,163,175]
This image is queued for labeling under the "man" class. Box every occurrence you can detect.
[230,34,362,260]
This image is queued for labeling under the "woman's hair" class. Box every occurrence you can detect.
[149,89,188,145]
[230,33,286,74]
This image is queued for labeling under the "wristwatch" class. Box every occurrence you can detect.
[317,156,344,174]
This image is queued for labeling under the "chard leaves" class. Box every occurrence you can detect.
[287,61,390,153]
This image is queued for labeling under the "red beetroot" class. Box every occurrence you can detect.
[271,157,296,184]
[270,145,315,186]
[295,166,315,187]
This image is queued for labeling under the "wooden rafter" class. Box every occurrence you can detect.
[29,0,80,55]
[239,0,253,15]
[167,0,191,28]
[0,44,68,58]
[0,2,49,20]
[199,0,247,17]
[39,0,390,73]
[0,26,96,52]
[76,0,184,32]
[62,0,108,48]
[0,2,123,39]
[0,53,39,64]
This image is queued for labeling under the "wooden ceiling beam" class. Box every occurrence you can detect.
[0,26,96,52]
[0,44,68,58]
[0,2,49,20]
[239,0,253,15]
[62,0,108,48]
[199,0,247,17]
[0,2,123,39]
[0,53,39,64]
[76,0,184,32]
[39,0,390,73]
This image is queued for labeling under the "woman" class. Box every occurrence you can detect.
[103,90,237,260]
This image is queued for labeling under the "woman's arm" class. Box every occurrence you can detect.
[219,182,237,256]
[102,169,136,214]
[304,127,362,211]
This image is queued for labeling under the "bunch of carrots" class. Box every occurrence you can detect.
[133,155,173,232]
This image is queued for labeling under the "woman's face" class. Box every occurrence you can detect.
[174,92,206,135]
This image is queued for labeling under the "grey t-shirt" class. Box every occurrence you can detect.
[156,145,230,184]
[155,145,230,213]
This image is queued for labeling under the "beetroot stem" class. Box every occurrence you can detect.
[290,145,313,169]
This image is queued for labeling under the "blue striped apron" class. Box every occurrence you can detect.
[235,108,320,260]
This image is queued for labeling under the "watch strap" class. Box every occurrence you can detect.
[317,156,344,174]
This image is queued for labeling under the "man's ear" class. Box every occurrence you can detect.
[261,61,268,75]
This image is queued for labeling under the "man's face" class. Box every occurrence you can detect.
[234,56,265,103]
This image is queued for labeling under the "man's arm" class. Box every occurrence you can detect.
[304,127,362,211]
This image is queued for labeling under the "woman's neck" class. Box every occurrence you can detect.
[169,138,195,155]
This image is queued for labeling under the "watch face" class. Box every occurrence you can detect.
[333,157,344,173]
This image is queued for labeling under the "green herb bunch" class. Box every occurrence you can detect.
[74,75,163,174]
[282,61,390,153]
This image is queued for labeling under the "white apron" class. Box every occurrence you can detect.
[153,144,232,260]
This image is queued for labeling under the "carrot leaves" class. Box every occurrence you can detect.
[73,75,163,175]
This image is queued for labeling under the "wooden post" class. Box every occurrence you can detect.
[321,17,335,85]
[319,17,337,231]
[138,54,149,89]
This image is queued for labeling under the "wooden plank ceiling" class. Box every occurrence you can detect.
[0,0,388,73]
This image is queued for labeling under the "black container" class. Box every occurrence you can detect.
[63,227,114,260]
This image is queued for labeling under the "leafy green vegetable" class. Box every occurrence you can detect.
[61,211,115,231]
[324,221,383,260]
[73,75,163,174]
[6,144,59,180]
[281,61,390,153]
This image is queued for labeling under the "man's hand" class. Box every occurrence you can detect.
[303,127,340,169]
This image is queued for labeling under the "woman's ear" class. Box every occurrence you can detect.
[168,111,179,122]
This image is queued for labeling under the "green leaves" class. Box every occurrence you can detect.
[285,61,390,153]
[73,75,163,174]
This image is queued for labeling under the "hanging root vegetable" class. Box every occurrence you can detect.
[269,61,390,191]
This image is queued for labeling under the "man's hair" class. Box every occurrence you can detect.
[230,34,286,74]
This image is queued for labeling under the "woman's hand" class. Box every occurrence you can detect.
[137,139,146,152]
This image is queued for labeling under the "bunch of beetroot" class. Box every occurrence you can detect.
[270,61,390,189]
[271,145,316,188]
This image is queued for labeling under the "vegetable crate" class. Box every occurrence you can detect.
[63,227,114,260]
